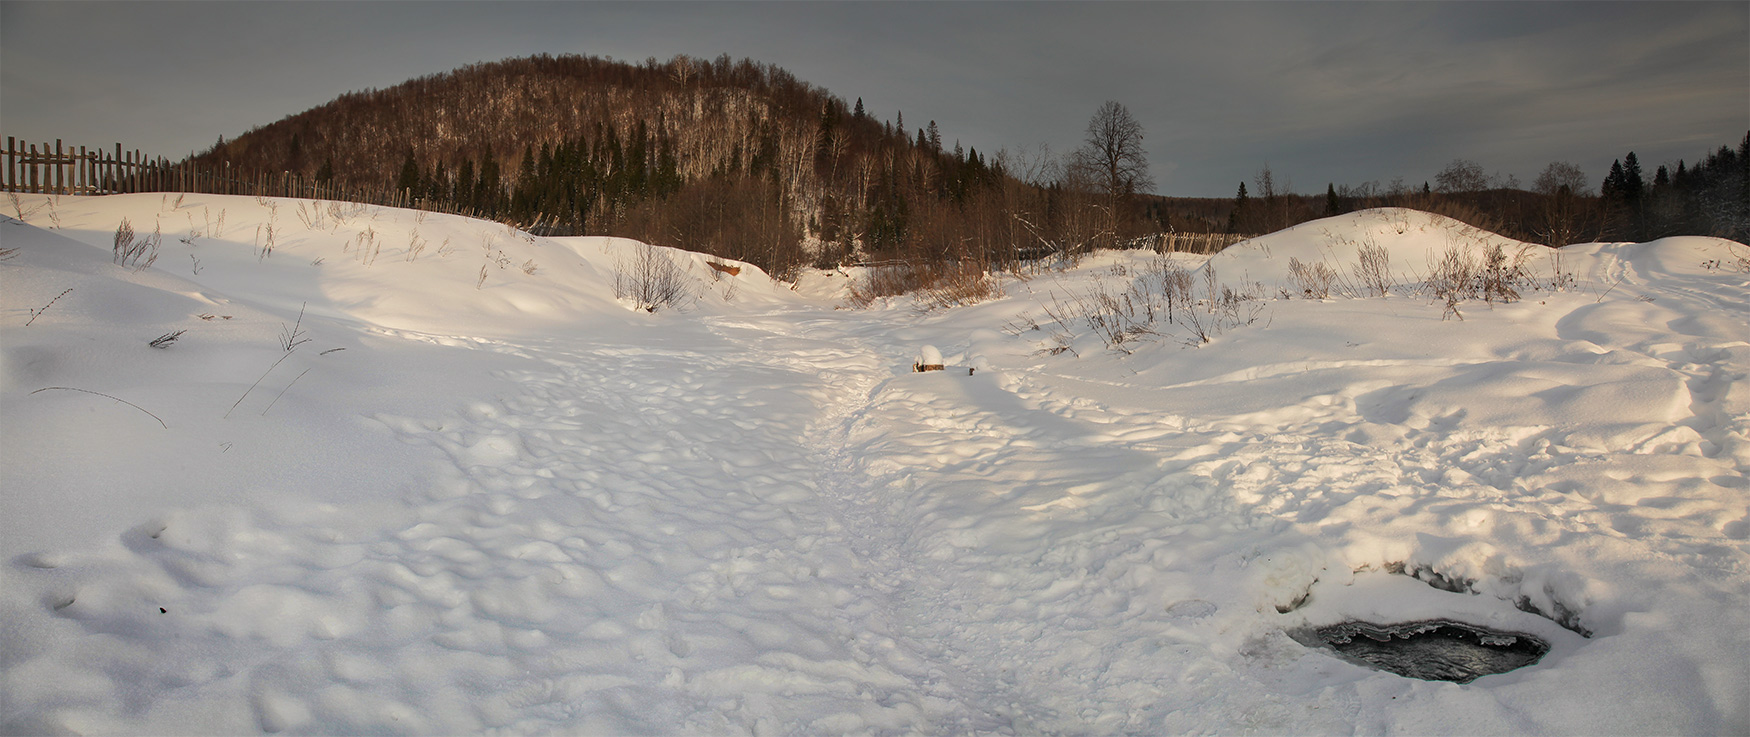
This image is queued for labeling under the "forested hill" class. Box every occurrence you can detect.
[188,54,1094,276]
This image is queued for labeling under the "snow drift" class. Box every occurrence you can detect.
[3,195,1747,734]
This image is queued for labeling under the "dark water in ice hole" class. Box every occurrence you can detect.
[1303,620,1549,684]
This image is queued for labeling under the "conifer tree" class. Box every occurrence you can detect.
[1623,152,1645,204]
[1603,159,1625,201]
[396,149,420,195]
[1227,181,1249,233]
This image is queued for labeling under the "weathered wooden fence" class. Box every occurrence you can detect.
[1,136,430,210]
[1136,231,1255,254]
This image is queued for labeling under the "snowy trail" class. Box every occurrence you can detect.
[344,319,1000,733]
[5,306,1005,733]
[5,199,1747,734]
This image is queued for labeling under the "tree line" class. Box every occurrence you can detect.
[186,54,1182,279]
[1198,130,1747,249]
[188,53,1745,282]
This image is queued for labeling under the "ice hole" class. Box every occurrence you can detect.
[1300,619,1548,684]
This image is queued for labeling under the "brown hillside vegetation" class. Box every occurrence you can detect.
[190,54,1168,278]
[188,54,1746,279]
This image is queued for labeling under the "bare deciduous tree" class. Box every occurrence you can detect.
[1069,101,1154,200]
[1067,101,1153,250]
[1435,159,1489,194]
[1534,161,1590,197]
[1533,161,1596,247]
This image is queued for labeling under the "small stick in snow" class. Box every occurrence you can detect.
[30,386,167,429]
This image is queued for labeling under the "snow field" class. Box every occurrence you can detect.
[2,196,1748,734]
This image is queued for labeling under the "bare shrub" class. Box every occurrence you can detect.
[615,243,694,312]
[1478,243,1533,304]
[1288,257,1337,298]
[1178,266,1266,345]
[1424,246,1478,307]
[1545,250,1576,291]
[406,229,427,261]
[846,261,1001,310]
[112,218,159,270]
[9,193,47,220]
[1421,241,1536,314]
[278,303,311,352]
[918,263,1000,310]
[112,218,136,262]
[295,201,322,230]
[1034,259,1265,353]
[1352,241,1393,297]
[354,226,381,266]
[255,223,277,260]
[846,263,926,307]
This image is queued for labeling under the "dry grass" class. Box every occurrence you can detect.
[846,261,1001,310]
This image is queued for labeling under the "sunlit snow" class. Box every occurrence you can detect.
[2,194,1747,734]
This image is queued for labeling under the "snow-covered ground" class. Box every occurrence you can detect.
[2,194,1746,735]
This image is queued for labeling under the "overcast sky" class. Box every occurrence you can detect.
[2,1,1745,197]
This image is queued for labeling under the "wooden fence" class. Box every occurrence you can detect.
[1,136,428,210]
[1144,231,1254,254]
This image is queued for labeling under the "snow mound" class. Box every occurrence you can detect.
[1209,207,1546,294]
[10,193,808,340]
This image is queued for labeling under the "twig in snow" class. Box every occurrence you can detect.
[279,302,311,352]
[148,330,186,349]
[226,349,298,419]
[261,368,312,416]
[31,387,167,429]
[26,288,71,326]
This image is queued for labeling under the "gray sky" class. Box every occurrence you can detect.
[2,1,1745,197]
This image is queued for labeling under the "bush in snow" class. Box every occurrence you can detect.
[615,242,695,312]
[112,218,160,271]
[1036,259,1265,352]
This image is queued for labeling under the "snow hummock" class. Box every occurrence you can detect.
[3,196,1748,734]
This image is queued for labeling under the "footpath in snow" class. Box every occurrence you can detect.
[2,195,1747,734]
